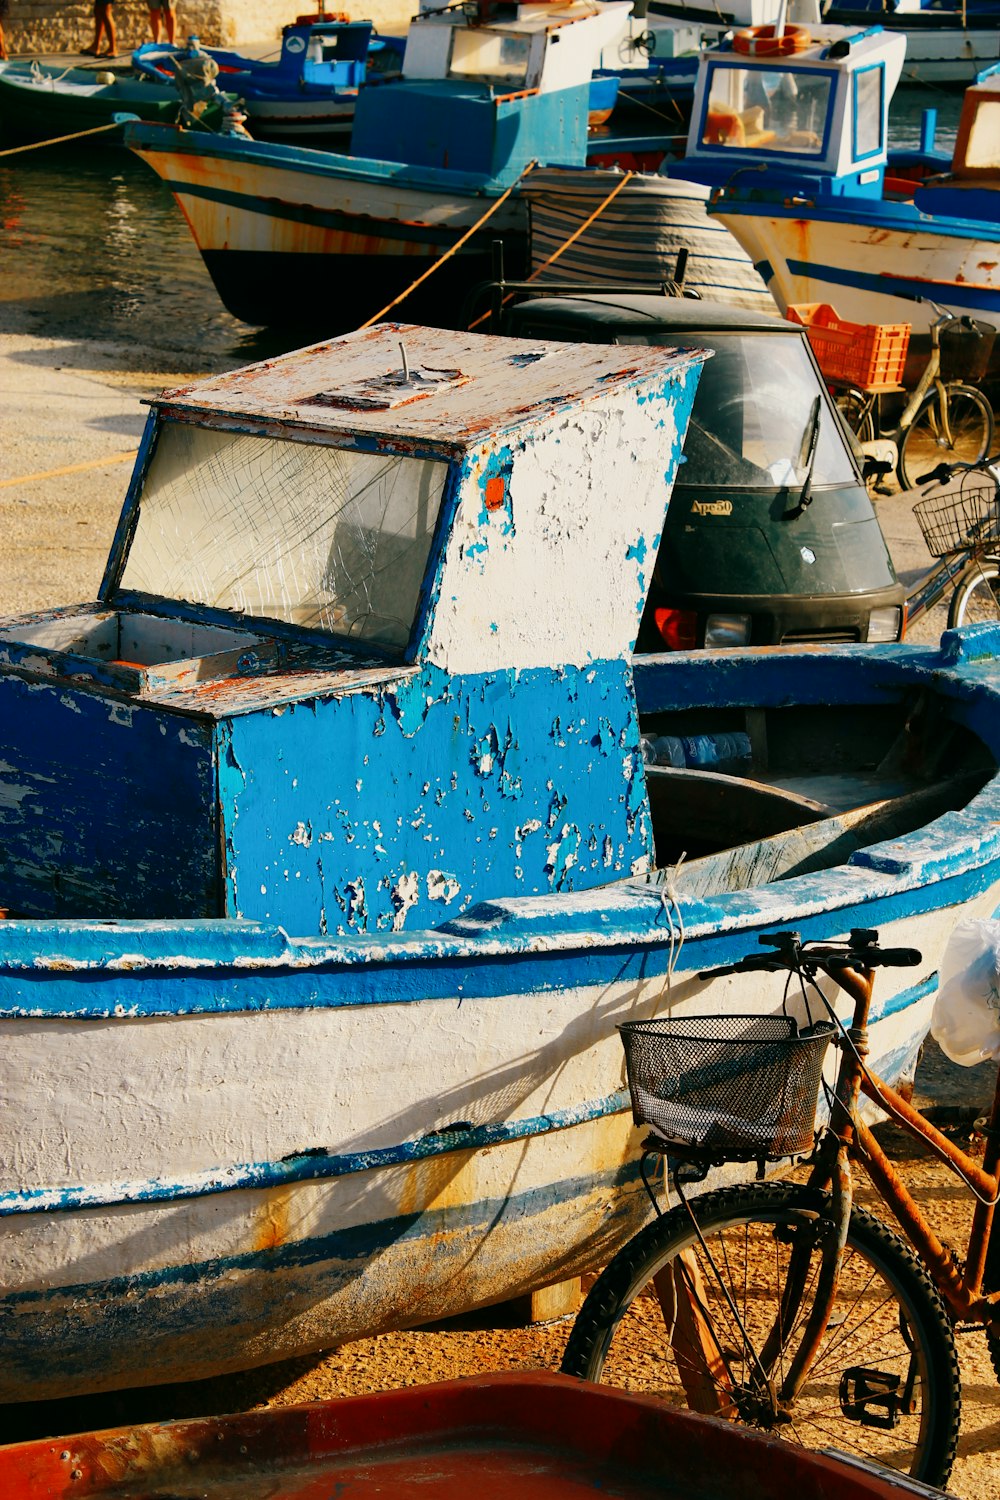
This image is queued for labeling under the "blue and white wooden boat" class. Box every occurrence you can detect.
[690,29,1000,341]
[639,0,999,86]
[124,0,633,329]
[822,0,1000,87]
[132,19,406,146]
[2,321,1000,1400]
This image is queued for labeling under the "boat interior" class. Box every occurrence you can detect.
[635,690,995,898]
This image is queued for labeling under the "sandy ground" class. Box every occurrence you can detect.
[0,330,998,1494]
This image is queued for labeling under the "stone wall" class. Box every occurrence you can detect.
[3,0,415,56]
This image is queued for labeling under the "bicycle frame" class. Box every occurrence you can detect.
[904,548,976,626]
[808,960,1000,1332]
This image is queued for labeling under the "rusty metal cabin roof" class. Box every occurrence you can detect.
[151,323,705,456]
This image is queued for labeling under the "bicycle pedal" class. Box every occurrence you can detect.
[839,1366,903,1430]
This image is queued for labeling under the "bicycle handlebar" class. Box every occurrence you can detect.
[915,452,1000,487]
[698,928,922,981]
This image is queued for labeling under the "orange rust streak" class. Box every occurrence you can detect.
[254,1188,291,1252]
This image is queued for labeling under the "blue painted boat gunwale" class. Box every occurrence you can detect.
[0,818,995,1008]
[716,190,1000,239]
[124,120,523,198]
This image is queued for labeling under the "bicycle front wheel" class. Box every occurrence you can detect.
[948,556,1000,628]
[561,1182,960,1487]
[898,383,994,489]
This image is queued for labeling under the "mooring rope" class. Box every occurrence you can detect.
[468,168,636,330]
[0,119,123,156]
[357,160,537,330]
[0,451,137,489]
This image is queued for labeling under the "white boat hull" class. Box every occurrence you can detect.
[712,204,1000,334]
[127,128,527,328]
[0,878,993,1400]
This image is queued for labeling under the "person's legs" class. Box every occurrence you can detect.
[103,1,116,54]
[83,0,102,52]
[164,5,176,43]
[148,6,162,43]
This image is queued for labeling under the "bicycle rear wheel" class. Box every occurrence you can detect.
[834,386,876,443]
[948,556,1000,628]
[898,384,994,490]
[561,1182,960,1487]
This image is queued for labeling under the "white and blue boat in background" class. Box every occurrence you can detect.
[125,0,633,330]
[695,29,1000,342]
[640,0,1000,85]
[1,322,1000,1399]
[822,0,1000,86]
[132,18,406,146]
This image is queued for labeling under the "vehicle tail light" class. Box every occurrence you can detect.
[654,608,698,651]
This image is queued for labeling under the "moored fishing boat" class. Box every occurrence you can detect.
[1,322,1000,1402]
[0,57,227,143]
[124,0,633,330]
[706,35,1000,342]
[132,18,406,147]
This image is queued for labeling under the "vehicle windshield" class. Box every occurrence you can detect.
[615,330,857,488]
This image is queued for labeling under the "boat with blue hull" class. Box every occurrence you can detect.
[822,0,1000,86]
[125,0,633,330]
[132,19,406,146]
[642,0,1000,86]
[701,31,1000,342]
[2,323,1000,1400]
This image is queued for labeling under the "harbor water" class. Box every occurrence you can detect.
[0,92,965,370]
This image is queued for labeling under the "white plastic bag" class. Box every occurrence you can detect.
[931,918,1000,1067]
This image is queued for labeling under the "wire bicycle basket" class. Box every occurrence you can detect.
[618,1014,835,1161]
[913,478,1000,558]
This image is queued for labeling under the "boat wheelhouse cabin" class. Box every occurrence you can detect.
[351,0,631,178]
[673,25,906,198]
[0,325,702,936]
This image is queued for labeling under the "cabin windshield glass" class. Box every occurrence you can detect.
[615,331,856,487]
[701,63,831,155]
[119,424,449,650]
[852,64,883,159]
[448,28,532,86]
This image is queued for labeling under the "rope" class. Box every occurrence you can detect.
[357,161,536,331]
[0,451,137,489]
[0,119,123,156]
[615,88,685,127]
[468,169,635,330]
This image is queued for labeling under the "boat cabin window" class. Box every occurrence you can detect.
[852,64,883,160]
[119,424,449,650]
[448,28,532,87]
[701,63,831,156]
[613,333,856,488]
[961,98,1000,171]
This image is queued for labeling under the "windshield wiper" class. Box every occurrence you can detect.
[784,395,821,520]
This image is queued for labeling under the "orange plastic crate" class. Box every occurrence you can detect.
[787,303,911,391]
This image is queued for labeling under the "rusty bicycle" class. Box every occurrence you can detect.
[561,928,1000,1488]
